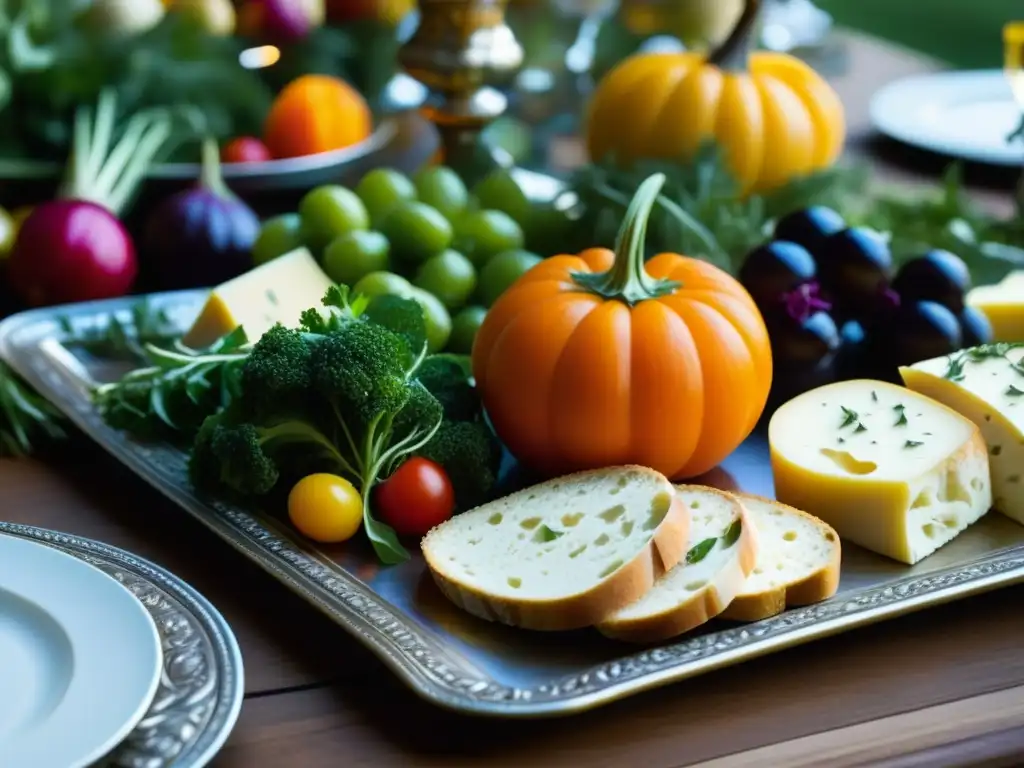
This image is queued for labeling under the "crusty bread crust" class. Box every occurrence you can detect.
[421,466,690,632]
[719,493,841,622]
[596,486,760,643]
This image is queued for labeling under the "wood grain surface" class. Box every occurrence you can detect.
[2,28,1023,768]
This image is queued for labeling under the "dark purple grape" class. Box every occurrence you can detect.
[766,308,840,365]
[817,227,894,320]
[960,305,994,347]
[739,240,817,308]
[884,299,963,366]
[773,206,846,257]
[891,249,971,313]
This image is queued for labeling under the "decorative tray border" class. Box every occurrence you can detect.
[4,293,1024,719]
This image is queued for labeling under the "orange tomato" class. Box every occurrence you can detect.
[263,75,372,160]
[471,173,772,481]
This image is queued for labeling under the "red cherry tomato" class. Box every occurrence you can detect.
[374,457,455,537]
[222,136,273,164]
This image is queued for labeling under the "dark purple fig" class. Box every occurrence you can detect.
[773,206,846,258]
[817,226,894,320]
[145,139,260,290]
[738,240,817,308]
[765,308,840,365]
[892,249,971,314]
[959,305,994,347]
[884,299,963,367]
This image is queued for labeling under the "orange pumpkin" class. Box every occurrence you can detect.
[263,75,372,160]
[586,0,845,194]
[471,174,772,480]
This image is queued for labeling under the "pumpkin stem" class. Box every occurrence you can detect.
[572,173,680,305]
[707,0,762,71]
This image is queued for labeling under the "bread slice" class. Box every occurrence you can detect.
[596,486,759,643]
[420,466,689,631]
[720,494,841,622]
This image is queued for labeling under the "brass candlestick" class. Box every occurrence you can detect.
[398,0,524,170]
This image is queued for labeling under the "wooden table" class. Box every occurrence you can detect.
[3,30,1024,768]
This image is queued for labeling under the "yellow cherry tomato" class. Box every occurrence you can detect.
[287,473,363,544]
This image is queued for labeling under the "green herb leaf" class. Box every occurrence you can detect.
[363,511,410,565]
[839,406,859,428]
[535,524,564,543]
[720,519,742,548]
[686,537,717,565]
[871,391,878,402]
[855,422,868,433]
[944,355,966,381]
[1007,385,1024,397]
[904,440,924,449]
[894,411,908,426]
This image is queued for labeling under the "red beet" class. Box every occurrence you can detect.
[5,89,174,308]
[7,201,137,306]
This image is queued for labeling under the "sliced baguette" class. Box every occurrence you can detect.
[421,466,690,631]
[720,494,841,622]
[597,486,759,643]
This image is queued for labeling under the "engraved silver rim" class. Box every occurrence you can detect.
[0,522,245,767]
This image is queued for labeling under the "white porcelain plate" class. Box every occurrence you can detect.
[0,534,163,768]
[870,69,1024,166]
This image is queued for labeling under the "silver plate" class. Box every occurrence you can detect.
[3,293,1024,719]
[0,521,244,766]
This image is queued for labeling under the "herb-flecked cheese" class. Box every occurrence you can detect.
[901,343,1024,526]
[768,380,991,565]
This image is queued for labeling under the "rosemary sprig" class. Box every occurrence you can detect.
[0,361,67,457]
[92,327,251,443]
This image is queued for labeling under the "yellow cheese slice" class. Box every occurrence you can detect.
[182,248,335,349]
[769,380,991,565]
[966,270,1024,342]
[901,344,1024,526]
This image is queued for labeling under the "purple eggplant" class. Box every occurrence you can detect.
[145,139,260,290]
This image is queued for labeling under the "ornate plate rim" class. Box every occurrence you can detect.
[0,521,245,766]
[3,294,1024,719]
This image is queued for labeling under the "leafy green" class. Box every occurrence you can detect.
[92,327,251,441]
[0,361,66,456]
[565,143,868,272]
[564,142,1024,286]
[0,4,272,162]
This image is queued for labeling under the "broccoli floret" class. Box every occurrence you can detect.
[391,382,444,448]
[190,410,351,496]
[241,325,313,418]
[417,420,503,510]
[309,322,410,425]
[190,414,280,495]
[362,294,428,363]
[415,354,479,422]
[298,284,369,335]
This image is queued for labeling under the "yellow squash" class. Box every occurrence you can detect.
[586,0,845,194]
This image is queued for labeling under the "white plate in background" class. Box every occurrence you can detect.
[0,533,163,768]
[870,69,1024,166]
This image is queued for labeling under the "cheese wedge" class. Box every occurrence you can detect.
[719,495,841,622]
[182,248,335,348]
[597,486,758,643]
[769,380,992,565]
[901,344,1024,525]
[421,466,690,631]
[966,271,1024,343]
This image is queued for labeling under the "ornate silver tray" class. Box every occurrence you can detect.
[0,522,244,766]
[3,292,1024,719]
